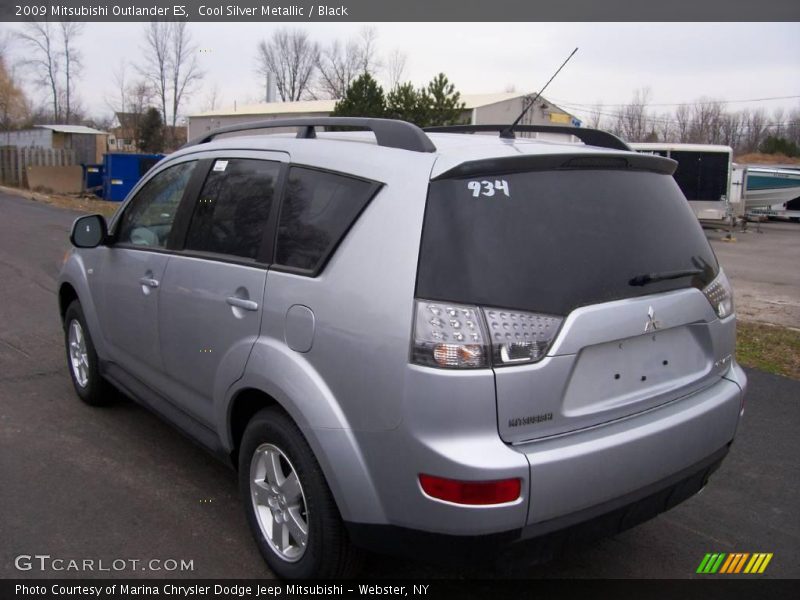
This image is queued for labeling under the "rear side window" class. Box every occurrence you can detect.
[276,167,377,273]
[417,169,718,316]
[184,159,280,260]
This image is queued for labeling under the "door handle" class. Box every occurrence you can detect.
[139,277,159,288]
[226,296,259,311]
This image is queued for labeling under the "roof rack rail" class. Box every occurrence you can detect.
[423,124,630,152]
[184,117,437,153]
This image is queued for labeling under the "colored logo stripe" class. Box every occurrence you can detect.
[744,553,773,574]
[697,552,773,574]
[697,553,726,573]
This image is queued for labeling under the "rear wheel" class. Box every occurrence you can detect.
[239,407,362,579]
[63,300,112,406]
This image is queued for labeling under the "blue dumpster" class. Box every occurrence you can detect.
[102,153,164,202]
[81,164,104,197]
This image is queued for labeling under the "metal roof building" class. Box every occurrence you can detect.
[2,125,109,164]
[187,93,580,141]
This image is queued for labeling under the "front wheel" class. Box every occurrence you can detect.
[239,407,362,579]
[63,300,112,406]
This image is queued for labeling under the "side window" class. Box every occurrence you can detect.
[276,167,377,273]
[116,161,196,248]
[184,159,280,260]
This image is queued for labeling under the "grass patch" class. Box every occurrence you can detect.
[737,320,800,380]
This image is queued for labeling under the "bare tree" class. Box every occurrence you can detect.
[742,108,769,153]
[141,22,170,126]
[138,22,202,144]
[719,110,744,150]
[771,107,785,139]
[315,38,362,99]
[385,49,407,91]
[59,22,84,124]
[256,29,319,102]
[672,104,690,143]
[127,80,154,120]
[106,60,128,115]
[614,88,652,142]
[356,27,381,75]
[168,22,202,129]
[656,112,673,142]
[17,22,61,121]
[587,101,604,129]
[202,83,222,112]
[687,98,724,144]
[786,106,800,148]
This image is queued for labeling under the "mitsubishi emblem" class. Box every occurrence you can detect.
[644,306,662,333]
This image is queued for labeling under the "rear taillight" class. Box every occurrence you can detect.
[412,301,489,368]
[412,300,562,369]
[702,269,734,319]
[419,474,521,505]
[483,308,563,366]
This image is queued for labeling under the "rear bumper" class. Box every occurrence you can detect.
[346,363,745,537]
[345,444,728,562]
[519,369,744,524]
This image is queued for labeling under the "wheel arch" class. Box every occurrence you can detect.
[222,362,387,524]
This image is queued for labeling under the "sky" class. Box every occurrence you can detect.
[4,22,800,125]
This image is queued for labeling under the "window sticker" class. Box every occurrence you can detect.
[213,160,229,172]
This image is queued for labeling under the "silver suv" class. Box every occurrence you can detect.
[59,118,746,579]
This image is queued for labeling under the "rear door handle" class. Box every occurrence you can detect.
[226,297,259,311]
[139,277,159,288]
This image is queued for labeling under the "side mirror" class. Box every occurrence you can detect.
[70,214,108,248]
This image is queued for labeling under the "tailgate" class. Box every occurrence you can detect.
[495,288,734,443]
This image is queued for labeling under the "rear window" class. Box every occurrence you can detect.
[416,169,718,316]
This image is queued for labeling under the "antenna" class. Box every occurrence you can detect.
[500,47,578,139]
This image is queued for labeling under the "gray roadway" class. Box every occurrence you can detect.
[0,192,798,579]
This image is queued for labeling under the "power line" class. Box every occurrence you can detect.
[559,101,797,129]
[548,94,800,109]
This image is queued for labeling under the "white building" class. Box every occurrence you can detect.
[187,93,579,141]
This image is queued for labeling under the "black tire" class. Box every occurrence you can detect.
[63,300,112,406]
[239,407,362,579]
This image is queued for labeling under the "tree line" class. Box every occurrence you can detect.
[1,24,798,158]
[587,88,800,156]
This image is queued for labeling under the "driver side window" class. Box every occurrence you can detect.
[116,161,196,248]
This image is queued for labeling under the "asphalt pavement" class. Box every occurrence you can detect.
[0,191,798,579]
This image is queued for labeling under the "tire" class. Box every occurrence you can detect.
[63,300,112,406]
[239,407,362,579]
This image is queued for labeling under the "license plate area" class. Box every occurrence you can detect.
[563,326,712,417]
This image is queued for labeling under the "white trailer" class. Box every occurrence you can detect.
[631,143,739,226]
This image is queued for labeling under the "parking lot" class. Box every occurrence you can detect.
[707,221,800,329]
[0,191,798,579]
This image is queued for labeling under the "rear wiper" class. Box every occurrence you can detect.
[628,269,703,287]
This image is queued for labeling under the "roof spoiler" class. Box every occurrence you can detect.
[432,152,677,181]
[423,124,630,152]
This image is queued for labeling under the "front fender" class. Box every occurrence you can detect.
[58,250,108,359]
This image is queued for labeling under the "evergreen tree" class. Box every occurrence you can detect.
[137,107,165,153]
[331,73,386,118]
[386,82,427,126]
[422,73,466,126]
[759,135,799,157]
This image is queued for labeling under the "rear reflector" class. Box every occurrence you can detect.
[419,474,521,505]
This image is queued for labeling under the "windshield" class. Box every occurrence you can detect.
[416,168,718,316]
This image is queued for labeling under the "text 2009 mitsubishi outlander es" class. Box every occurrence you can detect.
[59,118,746,578]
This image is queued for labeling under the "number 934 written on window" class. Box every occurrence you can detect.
[467,180,510,198]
